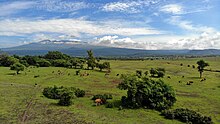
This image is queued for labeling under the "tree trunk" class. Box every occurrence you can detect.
[200,71,202,78]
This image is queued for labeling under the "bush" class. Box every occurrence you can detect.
[75,88,85,97]
[43,86,85,99]
[105,102,114,108]
[118,75,176,111]
[161,108,213,124]
[58,91,74,106]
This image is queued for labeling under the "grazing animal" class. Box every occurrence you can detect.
[116,74,119,76]
[182,76,185,78]
[68,73,70,76]
[178,81,181,83]
[95,99,102,106]
[186,82,191,85]
[52,71,54,73]
[200,78,206,82]
[167,76,171,79]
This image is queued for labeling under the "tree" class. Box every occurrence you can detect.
[37,59,51,67]
[10,63,25,74]
[157,71,165,78]
[197,60,209,78]
[0,55,19,67]
[150,68,157,77]
[96,62,110,71]
[44,51,70,60]
[87,50,96,70]
[118,75,176,111]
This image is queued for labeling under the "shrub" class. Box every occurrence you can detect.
[118,75,176,111]
[105,102,114,108]
[43,86,85,99]
[136,70,142,77]
[161,108,213,124]
[75,88,85,97]
[58,91,74,106]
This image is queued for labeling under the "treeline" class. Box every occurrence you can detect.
[0,50,110,73]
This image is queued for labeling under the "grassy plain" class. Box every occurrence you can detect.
[0,57,220,124]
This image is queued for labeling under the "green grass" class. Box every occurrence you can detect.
[0,57,220,123]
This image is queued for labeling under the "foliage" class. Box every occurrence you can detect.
[74,88,85,97]
[96,62,110,71]
[87,50,96,70]
[0,55,19,67]
[136,70,142,77]
[161,108,213,124]
[44,51,70,60]
[52,59,71,67]
[37,59,51,67]
[105,102,114,108]
[197,60,209,78]
[118,75,176,111]
[58,91,74,106]
[10,63,25,74]
[150,68,165,78]
[144,71,148,76]
[43,86,85,99]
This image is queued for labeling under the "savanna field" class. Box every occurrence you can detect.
[0,57,220,124]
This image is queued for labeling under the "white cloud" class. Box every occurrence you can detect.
[92,32,220,50]
[167,16,215,33]
[0,18,162,37]
[0,1,35,16]
[36,0,89,12]
[102,0,160,13]
[160,4,183,14]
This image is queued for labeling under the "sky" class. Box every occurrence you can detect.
[0,0,220,49]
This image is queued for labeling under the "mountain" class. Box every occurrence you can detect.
[1,40,220,57]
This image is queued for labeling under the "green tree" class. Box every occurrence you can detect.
[118,75,176,110]
[10,63,25,74]
[197,60,209,78]
[44,51,70,60]
[0,55,19,67]
[87,50,96,70]
[37,59,51,67]
[150,68,157,77]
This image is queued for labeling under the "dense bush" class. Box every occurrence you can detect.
[58,91,74,106]
[161,108,213,124]
[118,75,176,111]
[105,102,114,108]
[150,68,165,78]
[74,88,85,97]
[37,59,51,67]
[43,86,85,99]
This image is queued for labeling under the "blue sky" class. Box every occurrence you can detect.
[0,0,220,49]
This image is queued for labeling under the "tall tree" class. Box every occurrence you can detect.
[197,60,209,78]
[87,50,96,70]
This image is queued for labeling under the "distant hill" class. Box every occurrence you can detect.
[2,40,220,57]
